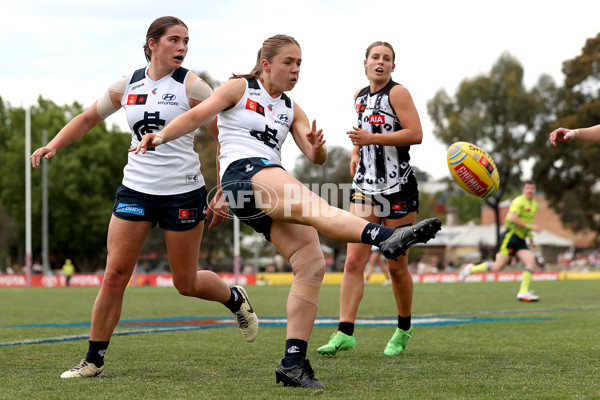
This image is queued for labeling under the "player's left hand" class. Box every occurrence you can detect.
[347,126,373,146]
[206,188,229,229]
[305,119,326,151]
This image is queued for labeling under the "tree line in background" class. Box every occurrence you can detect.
[1,33,600,272]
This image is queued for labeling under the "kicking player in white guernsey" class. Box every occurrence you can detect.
[30,17,258,379]
[134,35,441,388]
[318,41,424,358]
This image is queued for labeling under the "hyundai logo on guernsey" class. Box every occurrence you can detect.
[116,203,145,215]
[274,113,290,128]
[158,93,178,106]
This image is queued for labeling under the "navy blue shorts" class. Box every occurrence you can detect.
[350,188,419,219]
[112,185,207,231]
[221,158,284,241]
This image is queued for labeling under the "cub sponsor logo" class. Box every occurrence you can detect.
[127,94,147,105]
[392,203,407,210]
[179,208,198,223]
[246,99,265,116]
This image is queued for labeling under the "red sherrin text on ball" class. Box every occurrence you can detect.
[455,163,488,196]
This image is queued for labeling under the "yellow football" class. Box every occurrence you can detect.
[447,141,500,198]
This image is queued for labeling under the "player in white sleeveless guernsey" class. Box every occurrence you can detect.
[120,65,205,194]
[134,34,440,388]
[318,41,425,359]
[217,77,294,176]
[30,16,258,379]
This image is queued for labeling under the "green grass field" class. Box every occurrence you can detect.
[1,280,599,399]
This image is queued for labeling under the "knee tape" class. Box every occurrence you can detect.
[288,243,326,305]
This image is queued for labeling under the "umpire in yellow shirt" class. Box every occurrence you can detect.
[62,259,75,287]
[459,181,541,301]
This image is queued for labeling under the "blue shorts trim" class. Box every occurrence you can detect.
[112,185,207,231]
[221,158,283,241]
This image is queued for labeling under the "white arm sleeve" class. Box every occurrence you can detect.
[96,75,129,119]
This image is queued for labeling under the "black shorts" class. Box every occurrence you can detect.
[350,188,419,219]
[221,157,284,241]
[498,230,529,257]
[112,185,207,231]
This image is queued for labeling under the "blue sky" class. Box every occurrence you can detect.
[3,0,600,180]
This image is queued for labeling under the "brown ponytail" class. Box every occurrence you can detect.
[231,34,300,80]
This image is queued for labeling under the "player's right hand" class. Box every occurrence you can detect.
[549,127,575,147]
[130,133,163,154]
[30,147,56,169]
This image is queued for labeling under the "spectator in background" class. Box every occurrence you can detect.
[32,261,44,274]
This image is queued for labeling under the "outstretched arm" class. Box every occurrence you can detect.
[549,124,600,146]
[30,90,122,169]
[131,79,245,153]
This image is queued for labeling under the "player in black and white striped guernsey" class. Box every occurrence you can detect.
[352,80,417,196]
[30,16,258,379]
[318,41,424,359]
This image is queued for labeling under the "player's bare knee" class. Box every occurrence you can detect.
[102,268,133,292]
[344,253,369,274]
[172,279,197,297]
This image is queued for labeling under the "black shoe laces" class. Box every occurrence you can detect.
[235,311,249,328]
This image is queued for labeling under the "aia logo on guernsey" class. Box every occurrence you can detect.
[369,114,385,124]
[179,209,198,220]
[127,94,147,105]
[246,98,265,116]
[392,203,407,210]
[454,163,488,197]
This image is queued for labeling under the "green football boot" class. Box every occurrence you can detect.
[384,325,413,356]
[317,331,356,355]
